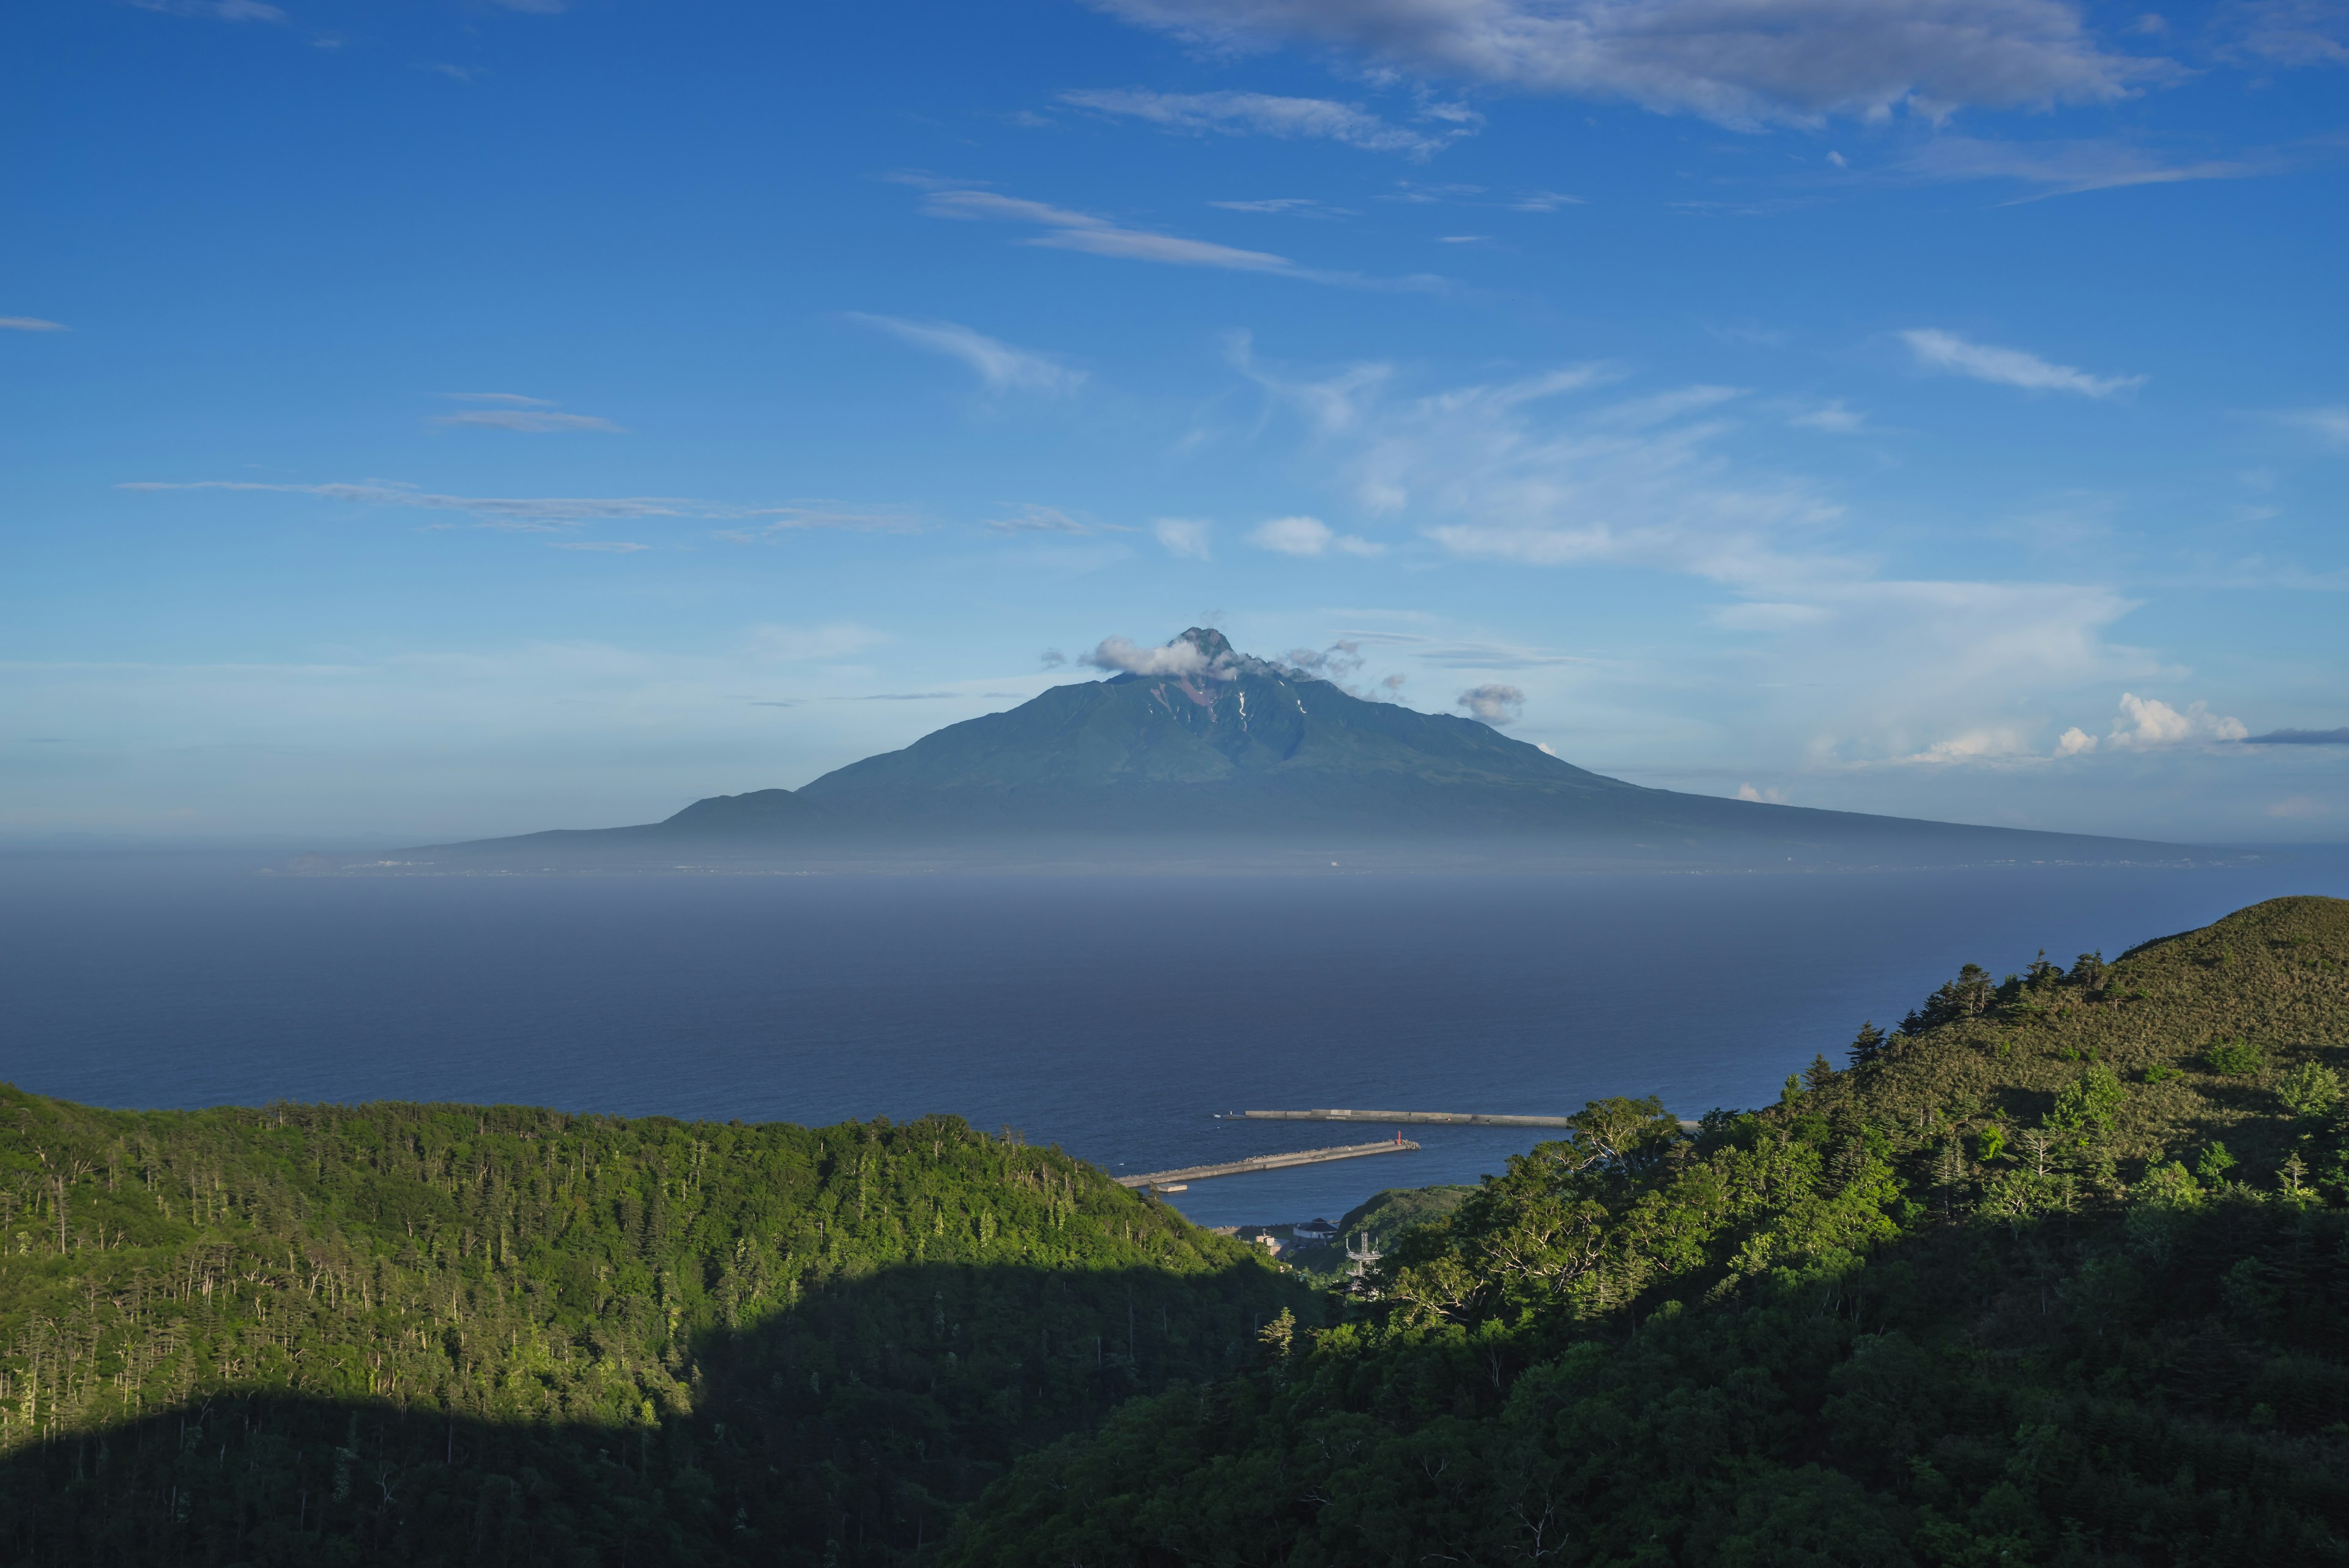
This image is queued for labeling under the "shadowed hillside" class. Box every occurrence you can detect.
[948,896,2349,1566]
[0,1099,1307,1564]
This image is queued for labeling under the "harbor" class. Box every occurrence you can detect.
[1117,1137,1421,1190]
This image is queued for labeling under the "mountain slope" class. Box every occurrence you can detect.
[949,895,2349,1567]
[418,628,2184,868]
[0,1096,1305,1565]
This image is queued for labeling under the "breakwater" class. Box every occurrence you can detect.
[1228,1108,1575,1128]
[1116,1139,1420,1189]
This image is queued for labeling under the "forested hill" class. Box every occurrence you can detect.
[952,895,2349,1567]
[0,1098,1304,1565]
[10,896,2348,1568]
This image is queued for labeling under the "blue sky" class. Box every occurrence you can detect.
[3,0,2344,844]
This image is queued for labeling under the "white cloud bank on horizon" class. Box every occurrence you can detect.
[2058,693,2249,754]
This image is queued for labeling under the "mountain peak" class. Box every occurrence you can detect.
[1175,626,1234,662]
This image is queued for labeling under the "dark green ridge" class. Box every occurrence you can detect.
[403,629,2192,870]
[949,895,2349,1567]
[0,1101,1305,1565]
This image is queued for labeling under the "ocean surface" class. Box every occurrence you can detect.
[4,850,2345,1230]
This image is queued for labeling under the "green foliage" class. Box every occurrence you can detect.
[2196,1139,2240,1185]
[2205,1036,2268,1075]
[0,1096,1302,1564]
[2281,1060,2343,1118]
[952,895,2349,1568]
[2046,1064,2126,1132]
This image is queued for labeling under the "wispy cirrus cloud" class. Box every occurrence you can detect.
[1230,341,2173,768]
[920,188,1299,273]
[128,0,284,20]
[1901,329,2145,397]
[911,184,1444,290]
[431,393,626,434]
[1,316,69,332]
[1058,88,1478,160]
[1208,197,1358,217]
[121,480,918,536]
[984,503,1129,535]
[1902,135,2268,198]
[1085,0,2173,130]
[2279,406,2349,448]
[844,313,1086,393]
[2223,0,2349,68]
[1337,630,1592,669]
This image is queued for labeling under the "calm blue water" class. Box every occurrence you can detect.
[2,851,2343,1228]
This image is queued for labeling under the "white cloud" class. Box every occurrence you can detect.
[1239,352,1831,581]
[1231,346,2178,767]
[1209,197,1358,217]
[431,392,623,433]
[1902,136,2265,198]
[551,541,650,553]
[845,313,1086,393]
[916,188,1445,291]
[2225,0,2349,67]
[129,0,284,19]
[2104,691,2248,749]
[1456,683,1525,725]
[2281,406,2349,448]
[985,504,1119,535]
[921,188,1298,273]
[1059,89,1476,159]
[2055,725,2097,755]
[1247,515,1384,556]
[1736,782,1787,802]
[0,316,69,332]
[1788,399,1865,432]
[1901,329,2146,398]
[746,623,889,663]
[1085,0,2169,130]
[435,409,625,433]
[1154,518,1214,559]
[1080,634,1231,678]
[122,480,916,534]
[1890,726,2043,765]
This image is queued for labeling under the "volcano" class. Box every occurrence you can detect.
[406,628,2186,871]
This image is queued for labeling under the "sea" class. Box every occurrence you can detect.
[4,849,2345,1231]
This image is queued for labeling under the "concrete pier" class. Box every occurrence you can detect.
[1117,1139,1420,1189]
[1230,1108,1702,1132]
[1229,1108,1576,1128]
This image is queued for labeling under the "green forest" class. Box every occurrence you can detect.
[0,1097,1304,1563]
[7,893,2349,1565]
